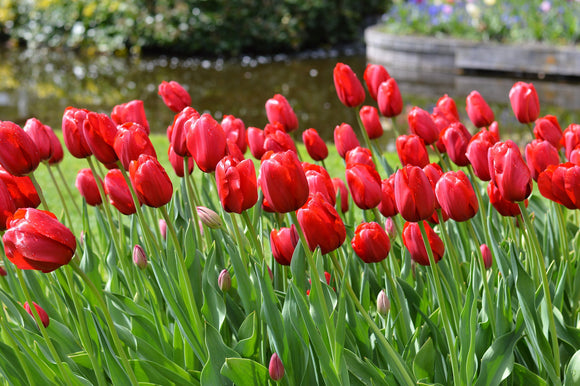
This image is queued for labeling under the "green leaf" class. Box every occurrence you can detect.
[233,312,258,358]
[221,358,269,386]
[413,338,436,382]
[510,363,547,386]
[201,323,240,385]
[565,350,580,385]
[344,349,390,386]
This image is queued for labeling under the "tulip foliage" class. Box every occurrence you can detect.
[0,65,579,386]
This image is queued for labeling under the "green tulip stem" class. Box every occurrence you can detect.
[418,220,460,383]
[432,145,452,171]
[321,158,328,171]
[15,269,75,386]
[436,210,464,289]
[183,157,204,250]
[390,117,401,137]
[0,305,35,385]
[55,163,82,215]
[379,259,409,344]
[28,172,49,212]
[518,201,560,374]
[526,122,535,137]
[554,203,569,263]
[44,164,75,233]
[242,210,264,261]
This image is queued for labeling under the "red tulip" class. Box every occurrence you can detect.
[269,353,285,381]
[488,140,532,202]
[534,115,562,149]
[422,163,449,223]
[489,121,500,141]
[169,107,200,157]
[303,162,336,206]
[23,301,50,328]
[186,113,227,173]
[0,179,15,231]
[297,193,346,255]
[363,63,390,101]
[332,177,349,213]
[537,163,580,210]
[487,181,524,217]
[3,208,76,273]
[480,244,492,269]
[378,174,397,218]
[466,91,495,128]
[436,94,460,123]
[396,134,430,168]
[22,118,53,162]
[215,156,258,213]
[129,154,173,208]
[509,81,540,124]
[263,122,297,154]
[570,146,580,166]
[408,106,439,145]
[47,128,64,165]
[466,128,498,181]
[265,94,299,133]
[225,138,245,161]
[359,105,383,139]
[84,112,119,165]
[158,80,191,113]
[302,128,328,161]
[377,78,403,118]
[525,139,560,181]
[104,169,139,215]
[0,121,40,176]
[351,221,391,263]
[75,168,103,206]
[345,163,382,210]
[345,146,375,169]
[563,123,580,160]
[270,225,299,266]
[439,122,472,167]
[111,100,150,134]
[402,221,444,266]
[114,122,157,170]
[394,165,436,222]
[221,114,247,154]
[0,167,40,209]
[434,171,479,222]
[334,123,360,159]
[62,107,92,159]
[333,63,366,108]
[247,127,266,160]
[259,150,309,213]
[168,145,195,177]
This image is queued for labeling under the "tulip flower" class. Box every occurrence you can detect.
[3,208,76,273]
[302,128,328,161]
[487,181,524,217]
[263,122,297,154]
[158,80,191,112]
[402,221,444,266]
[333,62,366,108]
[439,122,472,167]
[563,123,580,161]
[0,167,40,209]
[489,121,500,141]
[22,118,54,162]
[466,91,495,128]
[215,156,258,213]
[396,134,430,168]
[423,163,449,223]
[434,171,479,222]
[129,154,173,208]
[345,163,382,210]
[378,175,397,218]
[359,105,383,139]
[47,128,64,165]
[186,113,227,173]
[169,145,195,178]
[0,121,40,176]
[132,245,148,270]
[269,353,285,381]
[297,193,346,255]
[509,81,540,124]
[84,112,119,165]
[265,94,299,132]
[525,139,560,181]
[247,127,267,160]
[534,115,562,149]
[221,114,247,154]
[466,128,498,181]
[351,221,391,263]
[270,225,299,266]
[225,138,245,161]
[259,150,309,213]
[363,63,390,101]
[197,206,223,229]
[303,162,336,206]
[114,122,157,170]
[23,301,50,328]
[394,165,436,222]
[488,140,533,202]
[62,107,92,159]
[377,78,403,118]
[111,99,150,134]
[332,177,349,213]
[436,94,460,123]
[385,217,397,240]
[537,163,580,209]
[376,290,390,315]
[104,169,139,215]
[407,106,439,145]
[75,168,103,206]
[345,146,375,169]
[0,179,15,231]
[169,107,199,157]
[480,244,492,270]
[334,123,360,159]
[218,269,231,292]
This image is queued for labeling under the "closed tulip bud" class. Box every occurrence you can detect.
[0,167,40,209]
[215,156,258,213]
[402,221,444,266]
[221,114,247,154]
[408,106,439,145]
[104,169,139,215]
[111,100,150,134]
[62,107,92,159]
[168,145,195,177]
[303,163,336,206]
[169,107,200,157]
[270,225,299,266]
[265,94,299,133]
[297,193,346,255]
[351,222,391,263]
[186,113,227,173]
[263,123,297,154]
[359,105,383,139]
[396,134,430,168]
[247,127,267,160]
[466,128,498,181]
[435,171,479,222]
[488,140,532,202]
[3,208,76,273]
[302,128,328,161]
[132,245,148,270]
[534,115,562,149]
[377,78,403,118]
[333,62,366,108]
[22,118,54,162]
[509,81,540,124]
[23,301,50,328]
[218,269,231,292]
[197,206,223,229]
[0,121,40,176]
[0,179,15,231]
[0,266,6,276]
[334,123,360,159]
[377,290,390,316]
[385,217,397,240]
[525,139,560,181]
[346,163,382,210]
[394,165,436,222]
[363,63,390,101]
[345,146,375,169]
[129,154,173,208]
[75,168,103,206]
[436,94,460,123]
[378,175,397,218]
[487,181,524,217]
[114,122,157,170]
[259,150,309,213]
[332,177,349,213]
[159,219,167,240]
[158,80,191,113]
[480,244,492,270]
[439,122,472,167]
[563,123,580,161]
[466,91,495,128]
[269,353,285,381]
[84,112,119,165]
[537,163,580,209]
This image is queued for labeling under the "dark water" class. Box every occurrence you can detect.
[1,47,579,148]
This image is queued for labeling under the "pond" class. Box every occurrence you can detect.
[1,47,579,150]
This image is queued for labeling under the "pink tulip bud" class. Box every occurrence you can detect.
[196,206,223,229]
[268,353,285,381]
[377,290,390,316]
[132,245,148,270]
[480,244,492,270]
[218,269,231,292]
[158,219,167,240]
